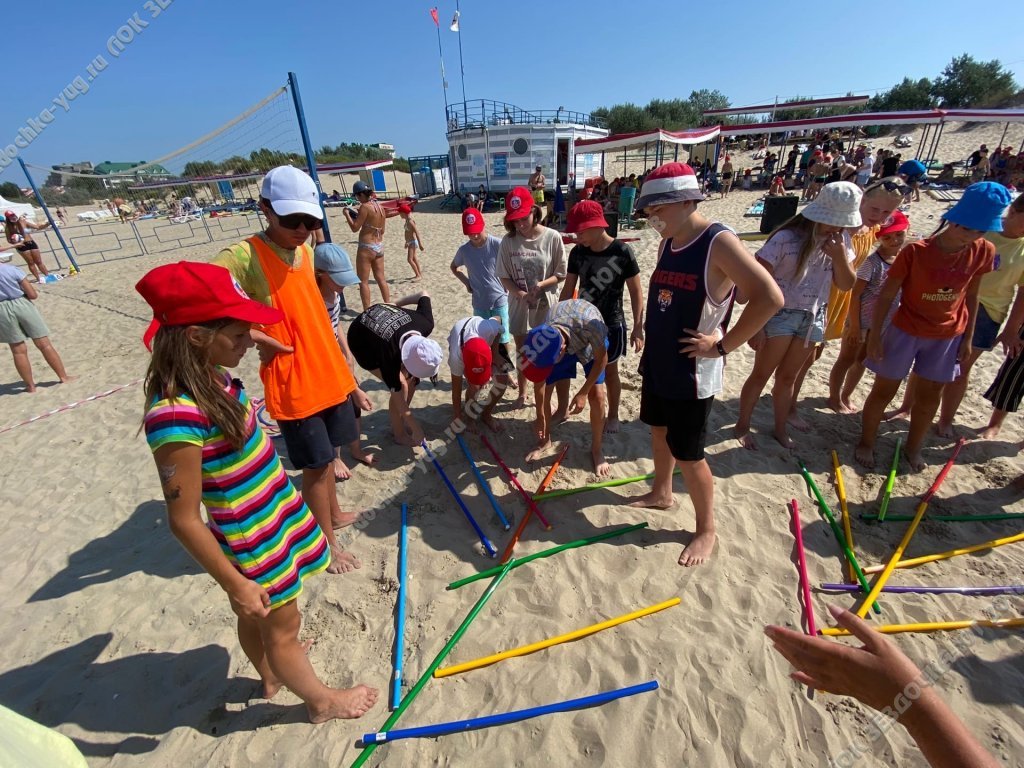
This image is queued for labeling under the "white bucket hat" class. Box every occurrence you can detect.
[401,334,443,379]
[803,182,863,228]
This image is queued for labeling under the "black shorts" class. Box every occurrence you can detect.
[639,385,714,461]
[277,400,358,470]
[607,322,627,365]
[15,241,37,253]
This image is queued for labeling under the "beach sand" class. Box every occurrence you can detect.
[0,121,1022,767]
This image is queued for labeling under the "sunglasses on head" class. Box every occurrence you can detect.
[871,180,911,196]
[276,213,323,231]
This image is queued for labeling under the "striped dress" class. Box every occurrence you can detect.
[144,373,329,608]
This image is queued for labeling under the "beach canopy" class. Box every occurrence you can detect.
[574,126,721,155]
[939,109,1024,124]
[704,95,869,117]
[724,110,945,137]
[0,194,39,220]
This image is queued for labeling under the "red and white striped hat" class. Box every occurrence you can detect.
[636,162,704,210]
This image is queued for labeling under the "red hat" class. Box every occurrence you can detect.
[461,208,485,235]
[398,203,412,214]
[136,262,282,349]
[635,162,704,209]
[566,200,608,233]
[578,187,593,200]
[461,336,492,386]
[504,186,534,221]
[4,210,17,221]
[876,209,909,237]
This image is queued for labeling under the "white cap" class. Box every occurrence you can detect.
[260,166,323,219]
[803,182,863,228]
[401,335,443,379]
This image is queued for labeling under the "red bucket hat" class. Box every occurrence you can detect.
[462,208,485,235]
[504,186,534,222]
[566,200,608,233]
[876,210,909,237]
[635,163,704,210]
[461,336,492,386]
[398,203,412,214]
[136,262,282,349]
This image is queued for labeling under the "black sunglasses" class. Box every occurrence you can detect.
[276,213,323,231]
[870,180,911,196]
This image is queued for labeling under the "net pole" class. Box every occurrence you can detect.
[18,158,79,272]
[287,72,332,243]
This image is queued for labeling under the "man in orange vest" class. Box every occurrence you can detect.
[214,166,368,575]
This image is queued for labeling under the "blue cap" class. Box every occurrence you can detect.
[520,324,562,383]
[352,180,372,195]
[314,243,360,287]
[943,182,1013,233]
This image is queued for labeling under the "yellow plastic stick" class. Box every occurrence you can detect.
[861,531,1024,575]
[855,500,930,618]
[433,598,680,678]
[821,617,1024,636]
[832,450,855,584]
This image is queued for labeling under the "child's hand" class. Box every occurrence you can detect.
[821,232,846,261]
[747,329,766,352]
[568,391,588,415]
[997,328,1024,359]
[958,338,972,366]
[354,388,373,412]
[228,579,271,620]
[630,324,645,353]
[765,604,926,715]
[679,328,720,358]
[867,332,885,362]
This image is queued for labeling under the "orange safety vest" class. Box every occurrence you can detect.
[249,236,356,421]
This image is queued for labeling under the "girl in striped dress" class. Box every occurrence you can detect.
[137,261,378,722]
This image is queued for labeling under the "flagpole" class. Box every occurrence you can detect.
[455,0,468,129]
[431,9,449,121]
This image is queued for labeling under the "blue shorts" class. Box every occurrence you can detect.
[972,305,1001,351]
[474,300,512,344]
[546,338,609,385]
[865,324,961,383]
[763,307,826,344]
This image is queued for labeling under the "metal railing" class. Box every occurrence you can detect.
[446,100,605,132]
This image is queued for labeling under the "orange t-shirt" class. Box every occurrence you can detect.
[888,237,995,339]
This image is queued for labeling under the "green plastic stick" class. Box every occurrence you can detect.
[350,561,514,768]
[877,438,901,522]
[447,523,648,590]
[797,460,881,614]
[534,468,680,502]
[861,513,1024,523]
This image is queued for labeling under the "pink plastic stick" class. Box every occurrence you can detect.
[481,436,553,530]
[790,499,816,636]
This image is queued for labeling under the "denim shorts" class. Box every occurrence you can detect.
[972,304,1001,351]
[763,307,825,344]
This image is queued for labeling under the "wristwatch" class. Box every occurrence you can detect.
[716,340,727,358]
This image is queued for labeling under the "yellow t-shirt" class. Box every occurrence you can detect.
[824,226,878,340]
[211,232,302,307]
[977,231,1024,323]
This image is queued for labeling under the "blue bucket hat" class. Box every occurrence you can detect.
[943,182,1013,233]
[520,324,563,382]
[313,243,359,287]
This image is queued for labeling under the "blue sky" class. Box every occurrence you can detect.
[3,0,1023,184]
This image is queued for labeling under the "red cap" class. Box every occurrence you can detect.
[461,337,492,386]
[461,208,485,235]
[566,200,608,233]
[398,203,412,214]
[578,187,593,200]
[136,262,282,350]
[4,210,17,221]
[504,186,534,221]
[876,209,909,237]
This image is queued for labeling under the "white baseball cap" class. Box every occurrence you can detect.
[401,335,443,379]
[260,166,323,219]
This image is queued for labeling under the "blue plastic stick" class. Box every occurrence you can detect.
[423,440,498,558]
[457,434,511,530]
[391,503,409,710]
[362,680,659,744]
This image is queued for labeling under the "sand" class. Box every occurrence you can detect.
[0,121,1022,767]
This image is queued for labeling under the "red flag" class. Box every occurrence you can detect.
[429,7,439,26]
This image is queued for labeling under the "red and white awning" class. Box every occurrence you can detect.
[574,126,721,155]
[723,110,945,137]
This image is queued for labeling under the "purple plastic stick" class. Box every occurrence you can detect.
[820,583,1024,596]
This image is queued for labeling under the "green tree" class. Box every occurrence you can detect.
[867,78,936,112]
[644,98,696,129]
[604,103,656,134]
[687,89,729,122]
[931,55,1018,107]
[0,181,25,200]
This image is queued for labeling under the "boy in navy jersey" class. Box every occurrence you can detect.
[630,163,782,566]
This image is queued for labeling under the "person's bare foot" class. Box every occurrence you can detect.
[262,638,315,699]
[604,417,621,434]
[827,396,855,414]
[628,490,674,510]
[980,424,1001,440]
[591,448,611,478]
[308,684,379,723]
[934,422,956,439]
[351,450,376,467]
[24,383,37,393]
[884,406,911,422]
[482,414,504,433]
[327,545,361,574]
[525,438,552,463]
[679,531,716,567]
[532,418,546,443]
[333,457,352,482]
[854,442,875,468]
[331,510,364,529]
[394,432,418,447]
[774,429,796,450]
[550,408,569,426]
[787,412,811,432]
[904,449,926,473]
[735,427,758,451]
[512,395,526,409]
[59,375,76,384]
[1011,473,1024,492]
